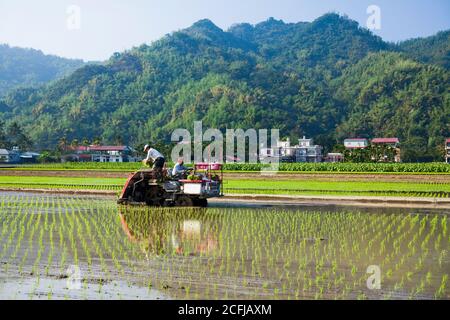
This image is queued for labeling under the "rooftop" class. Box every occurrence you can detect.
[89,145,129,152]
[372,138,400,144]
[71,145,130,152]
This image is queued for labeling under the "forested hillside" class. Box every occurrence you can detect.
[0,13,448,161]
[0,45,85,96]
[398,30,450,70]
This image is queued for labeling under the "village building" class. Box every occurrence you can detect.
[19,152,40,163]
[371,138,401,163]
[295,137,323,163]
[0,147,21,164]
[344,138,369,149]
[260,137,323,163]
[63,145,139,162]
[325,153,344,163]
[446,139,450,164]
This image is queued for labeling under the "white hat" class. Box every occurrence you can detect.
[143,144,150,151]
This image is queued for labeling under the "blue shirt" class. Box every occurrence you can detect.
[172,163,187,176]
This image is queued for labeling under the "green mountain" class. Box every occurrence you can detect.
[0,13,448,161]
[398,30,450,70]
[333,52,449,161]
[0,44,85,96]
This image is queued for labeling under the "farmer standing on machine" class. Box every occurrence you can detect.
[143,145,165,170]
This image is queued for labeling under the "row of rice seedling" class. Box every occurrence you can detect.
[0,182,122,192]
[118,205,449,299]
[225,188,450,198]
[5,162,143,171]
[6,161,450,173]
[3,175,450,198]
[225,162,450,173]
[0,193,448,299]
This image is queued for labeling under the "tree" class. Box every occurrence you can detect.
[57,137,68,152]
[38,151,58,163]
[92,137,102,146]
[6,122,32,150]
[70,139,79,147]
[0,119,8,148]
[0,15,448,162]
[82,138,90,146]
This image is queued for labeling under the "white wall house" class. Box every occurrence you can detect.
[344,138,368,149]
[295,137,323,163]
[260,137,323,163]
[446,139,450,164]
[65,145,139,162]
[0,148,21,163]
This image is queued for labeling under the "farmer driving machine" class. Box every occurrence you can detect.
[117,163,223,207]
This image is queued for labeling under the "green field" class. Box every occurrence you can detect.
[0,176,124,185]
[1,175,450,198]
[2,162,450,173]
[224,180,450,198]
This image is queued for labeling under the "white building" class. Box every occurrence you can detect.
[0,148,21,163]
[326,153,344,163]
[66,145,139,162]
[446,139,450,164]
[260,137,323,163]
[20,152,40,163]
[371,138,401,163]
[344,138,368,149]
[295,137,323,163]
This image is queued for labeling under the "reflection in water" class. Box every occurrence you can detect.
[117,204,450,300]
[119,206,218,256]
[0,192,448,300]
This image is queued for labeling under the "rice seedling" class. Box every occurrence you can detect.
[9,161,450,173]
[0,192,449,300]
[2,172,450,199]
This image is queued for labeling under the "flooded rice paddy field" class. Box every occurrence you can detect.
[0,192,448,300]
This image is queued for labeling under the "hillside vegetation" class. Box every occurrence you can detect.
[0,45,85,96]
[0,14,448,161]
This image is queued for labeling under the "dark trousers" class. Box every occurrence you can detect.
[153,157,165,169]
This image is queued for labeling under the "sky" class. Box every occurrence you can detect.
[0,0,449,61]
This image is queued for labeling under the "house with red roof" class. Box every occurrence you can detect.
[446,139,450,164]
[371,138,400,145]
[371,138,401,163]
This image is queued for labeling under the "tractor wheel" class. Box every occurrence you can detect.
[175,196,194,207]
[194,198,208,207]
[145,186,164,206]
